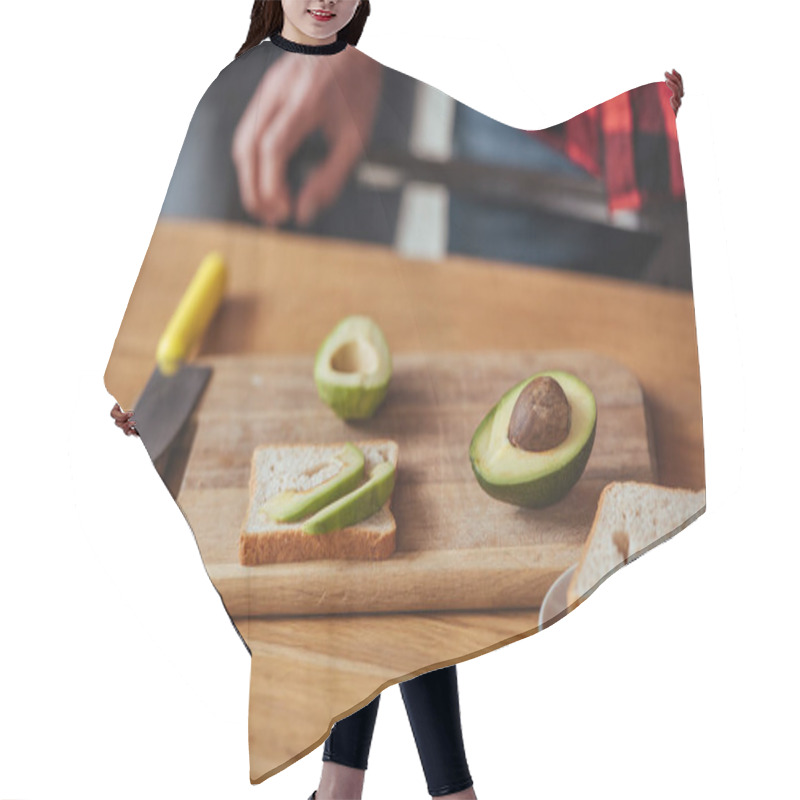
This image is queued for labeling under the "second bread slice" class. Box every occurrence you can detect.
[566,481,706,607]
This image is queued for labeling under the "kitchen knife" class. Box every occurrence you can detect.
[133,250,227,465]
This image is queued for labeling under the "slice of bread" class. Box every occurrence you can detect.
[239,440,399,566]
[566,481,706,607]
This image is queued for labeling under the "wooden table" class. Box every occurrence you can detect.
[105,219,704,782]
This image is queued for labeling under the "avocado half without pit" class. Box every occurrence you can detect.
[469,371,597,508]
[314,315,392,419]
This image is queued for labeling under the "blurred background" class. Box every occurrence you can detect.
[161,41,692,290]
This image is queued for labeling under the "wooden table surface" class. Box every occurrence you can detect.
[105,219,704,782]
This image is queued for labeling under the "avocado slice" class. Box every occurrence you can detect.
[263,443,365,522]
[314,315,392,419]
[469,371,597,508]
[302,460,396,535]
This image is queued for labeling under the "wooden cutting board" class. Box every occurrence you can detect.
[176,349,655,617]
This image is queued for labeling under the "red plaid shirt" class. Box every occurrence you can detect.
[528,81,684,212]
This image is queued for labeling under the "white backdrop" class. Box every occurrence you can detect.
[1,1,796,798]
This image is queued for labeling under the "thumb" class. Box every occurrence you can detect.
[295,131,362,227]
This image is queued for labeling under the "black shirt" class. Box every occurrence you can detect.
[270,31,348,56]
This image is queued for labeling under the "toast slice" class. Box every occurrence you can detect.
[239,440,399,566]
[566,481,706,607]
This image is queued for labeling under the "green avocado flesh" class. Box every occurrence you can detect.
[469,371,597,508]
[302,460,396,535]
[314,315,392,419]
[263,443,365,523]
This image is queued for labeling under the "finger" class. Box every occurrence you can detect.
[232,68,285,218]
[111,405,132,422]
[666,69,683,92]
[295,129,362,227]
[256,133,293,226]
[113,405,134,423]
[668,83,682,103]
[232,115,262,218]
[256,93,318,225]
[665,77,682,102]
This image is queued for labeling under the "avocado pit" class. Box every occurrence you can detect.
[507,375,571,452]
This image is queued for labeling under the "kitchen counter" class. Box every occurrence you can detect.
[105,218,704,781]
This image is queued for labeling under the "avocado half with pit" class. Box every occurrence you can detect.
[314,315,392,419]
[469,370,597,508]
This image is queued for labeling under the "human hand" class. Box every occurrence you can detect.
[111,402,139,436]
[232,47,382,227]
[665,69,684,116]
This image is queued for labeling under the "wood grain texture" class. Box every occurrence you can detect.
[102,219,705,782]
[238,608,541,783]
[178,350,654,616]
[105,220,703,487]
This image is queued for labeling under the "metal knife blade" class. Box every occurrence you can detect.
[133,251,227,464]
[134,363,212,464]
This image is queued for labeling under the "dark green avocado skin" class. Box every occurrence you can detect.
[468,390,597,508]
[471,423,596,508]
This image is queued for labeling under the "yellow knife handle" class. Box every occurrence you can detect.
[156,251,227,375]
